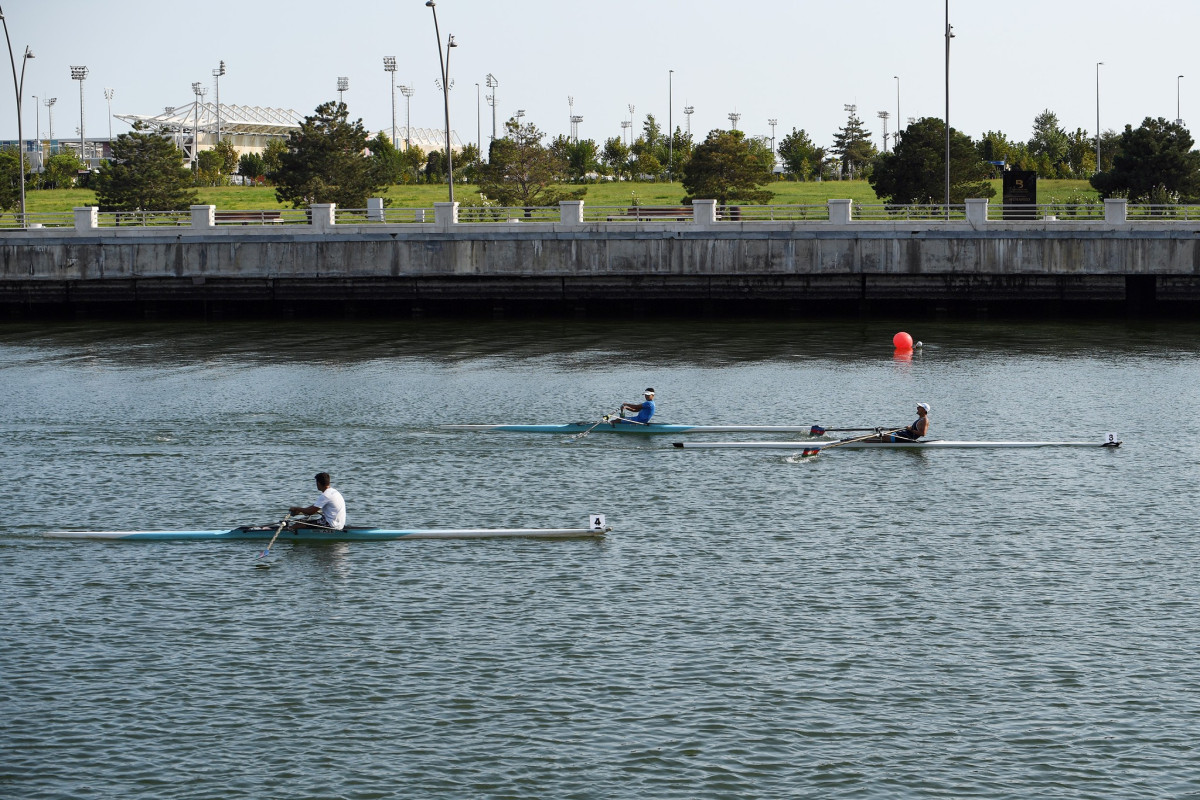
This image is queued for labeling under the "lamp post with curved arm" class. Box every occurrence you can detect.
[426,0,456,203]
[1,6,34,226]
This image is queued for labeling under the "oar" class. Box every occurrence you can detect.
[572,408,625,440]
[800,427,908,457]
[254,514,291,565]
[808,426,884,436]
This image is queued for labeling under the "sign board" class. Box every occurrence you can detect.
[1003,170,1038,219]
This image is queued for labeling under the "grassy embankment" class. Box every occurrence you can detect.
[23,179,1100,214]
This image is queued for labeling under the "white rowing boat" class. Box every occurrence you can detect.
[673,437,1122,450]
[443,423,826,435]
[44,515,612,542]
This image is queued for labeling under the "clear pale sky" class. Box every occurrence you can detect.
[5,1,1198,152]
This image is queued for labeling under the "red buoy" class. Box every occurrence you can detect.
[893,331,914,351]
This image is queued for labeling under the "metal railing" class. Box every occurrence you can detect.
[718,204,829,221]
[97,210,193,227]
[457,205,561,223]
[16,200,1200,232]
[854,204,967,221]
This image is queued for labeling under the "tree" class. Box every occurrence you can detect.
[1091,116,1200,202]
[1065,128,1096,177]
[273,101,383,208]
[832,109,876,178]
[1028,109,1070,177]
[549,135,601,180]
[457,142,482,184]
[93,123,198,211]
[368,132,405,186]
[680,129,774,205]
[868,116,995,204]
[477,117,585,207]
[238,152,267,183]
[261,138,287,180]
[195,149,229,186]
[601,136,631,179]
[777,128,826,180]
[42,151,82,189]
[0,147,22,212]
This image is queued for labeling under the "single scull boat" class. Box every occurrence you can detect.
[444,423,824,435]
[673,438,1122,450]
[45,516,611,542]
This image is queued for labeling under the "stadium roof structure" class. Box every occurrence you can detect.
[115,101,303,136]
[117,100,465,150]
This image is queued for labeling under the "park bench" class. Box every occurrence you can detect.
[608,206,694,221]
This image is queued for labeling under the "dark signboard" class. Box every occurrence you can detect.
[1003,170,1038,219]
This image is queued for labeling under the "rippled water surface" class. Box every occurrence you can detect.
[2,319,1199,799]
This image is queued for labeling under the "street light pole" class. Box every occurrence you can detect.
[944,0,952,216]
[1,6,33,226]
[426,0,456,203]
[400,85,413,151]
[476,82,480,153]
[71,65,87,170]
[212,60,225,142]
[191,81,205,169]
[1096,62,1103,174]
[383,56,397,146]
[894,75,901,139]
[1177,74,1184,125]
[668,70,674,179]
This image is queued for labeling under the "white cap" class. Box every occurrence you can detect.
[644,387,655,396]
[917,402,930,413]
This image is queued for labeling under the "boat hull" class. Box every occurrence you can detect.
[444,423,821,434]
[674,439,1122,450]
[44,524,609,542]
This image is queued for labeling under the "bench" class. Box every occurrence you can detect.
[214,210,283,225]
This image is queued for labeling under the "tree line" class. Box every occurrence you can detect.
[3,99,1198,214]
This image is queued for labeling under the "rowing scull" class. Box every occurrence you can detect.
[443,423,824,435]
[673,438,1122,450]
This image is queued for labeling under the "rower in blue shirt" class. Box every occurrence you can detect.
[620,388,656,424]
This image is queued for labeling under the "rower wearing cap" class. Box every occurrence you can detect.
[621,388,657,424]
[886,402,930,442]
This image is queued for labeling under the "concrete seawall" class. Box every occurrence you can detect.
[3,203,1199,318]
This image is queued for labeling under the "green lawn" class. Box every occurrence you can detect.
[22,179,1100,215]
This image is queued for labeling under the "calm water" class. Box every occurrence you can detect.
[2,319,1199,800]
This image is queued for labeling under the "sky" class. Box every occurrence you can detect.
[5,1,1200,152]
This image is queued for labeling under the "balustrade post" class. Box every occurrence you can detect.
[560,200,584,225]
[964,198,988,227]
[828,199,853,225]
[1104,198,1128,224]
[310,203,336,231]
[433,202,459,227]
[74,207,98,231]
[191,205,216,229]
[692,199,717,226]
[367,197,385,223]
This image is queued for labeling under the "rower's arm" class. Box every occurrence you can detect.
[290,504,319,516]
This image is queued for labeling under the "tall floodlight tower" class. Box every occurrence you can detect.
[45,96,55,146]
[570,114,583,144]
[212,60,225,141]
[683,105,694,135]
[383,56,397,145]
[768,118,777,153]
[728,111,740,131]
[400,84,414,151]
[337,76,349,105]
[877,110,890,151]
[71,65,87,167]
[485,73,498,141]
[191,81,206,168]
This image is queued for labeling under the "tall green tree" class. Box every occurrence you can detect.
[42,151,82,189]
[777,127,825,180]
[274,101,383,208]
[832,109,876,178]
[93,123,198,211]
[601,136,631,179]
[868,117,995,204]
[238,151,267,182]
[680,129,774,205]
[549,135,601,180]
[0,147,23,212]
[1090,116,1200,201]
[477,117,585,207]
[1028,109,1070,177]
[261,138,288,180]
[195,149,229,186]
